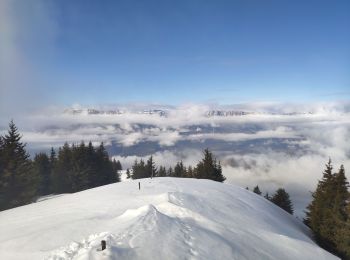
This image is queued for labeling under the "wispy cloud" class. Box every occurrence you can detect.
[0,0,58,118]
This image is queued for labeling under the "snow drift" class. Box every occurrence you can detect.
[0,178,338,260]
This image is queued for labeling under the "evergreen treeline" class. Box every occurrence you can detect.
[130,149,226,182]
[304,159,350,259]
[0,121,121,211]
[49,141,121,194]
[251,185,294,215]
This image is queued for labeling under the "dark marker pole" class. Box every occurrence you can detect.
[101,240,106,251]
[139,182,140,190]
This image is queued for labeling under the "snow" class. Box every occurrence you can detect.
[0,178,338,260]
[118,170,131,182]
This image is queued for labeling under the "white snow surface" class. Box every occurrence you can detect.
[0,178,338,260]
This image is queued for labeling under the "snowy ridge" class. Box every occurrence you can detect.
[0,178,338,260]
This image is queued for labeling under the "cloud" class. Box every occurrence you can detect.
[112,147,350,218]
[186,126,297,142]
[12,102,349,151]
[221,152,350,217]
[1,101,349,217]
[0,0,58,118]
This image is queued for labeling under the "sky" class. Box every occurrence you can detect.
[1,0,350,114]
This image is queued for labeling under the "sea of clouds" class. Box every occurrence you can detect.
[1,101,349,217]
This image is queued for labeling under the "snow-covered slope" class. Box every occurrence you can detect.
[0,178,338,260]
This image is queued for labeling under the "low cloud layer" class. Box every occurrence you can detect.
[1,102,349,217]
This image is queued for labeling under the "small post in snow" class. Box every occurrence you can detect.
[138,182,140,190]
[101,240,106,251]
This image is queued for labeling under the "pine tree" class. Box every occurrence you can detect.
[132,159,147,179]
[33,153,51,196]
[112,159,123,171]
[333,165,349,220]
[126,168,131,179]
[187,166,194,178]
[167,166,174,177]
[49,147,56,165]
[131,160,139,179]
[333,165,350,259]
[271,188,293,214]
[264,192,271,200]
[157,166,167,177]
[304,159,334,228]
[195,149,226,182]
[51,143,73,193]
[335,202,350,259]
[304,159,338,251]
[305,161,349,258]
[70,142,91,192]
[112,159,122,182]
[214,161,225,182]
[146,156,157,178]
[48,148,57,193]
[174,161,186,177]
[253,185,262,195]
[85,141,99,187]
[0,121,37,210]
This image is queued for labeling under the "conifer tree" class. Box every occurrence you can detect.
[167,166,174,177]
[70,142,91,191]
[49,147,56,166]
[146,156,157,178]
[112,159,122,172]
[253,185,262,195]
[84,141,99,187]
[0,121,37,210]
[174,161,186,177]
[323,164,348,257]
[131,160,139,179]
[33,153,51,196]
[305,161,349,258]
[126,168,131,179]
[264,192,270,200]
[195,149,226,182]
[333,165,349,220]
[132,159,147,179]
[157,166,167,177]
[51,143,73,193]
[96,142,115,185]
[48,148,57,193]
[215,161,225,182]
[271,188,293,214]
[335,202,350,258]
[304,159,334,228]
[187,166,194,178]
[112,159,122,182]
[333,165,350,259]
[305,159,338,251]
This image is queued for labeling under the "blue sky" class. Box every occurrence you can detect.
[1,0,350,107]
